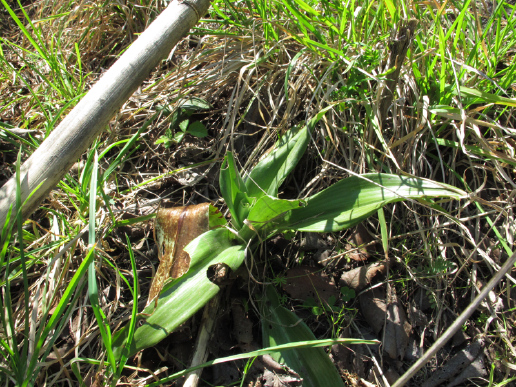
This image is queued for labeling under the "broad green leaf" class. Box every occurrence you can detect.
[187,121,208,137]
[112,229,245,358]
[247,196,305,228]
[239,195,305,241]
[277,173,466,232]
[179,119,189,132]
[244,106,331,200]
[261,286,345,387]
[173,132,185,143]
[179,97,211,111]
[169,109,180,128]
[220,152,251,229]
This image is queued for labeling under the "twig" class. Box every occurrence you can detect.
[183,294,221,387]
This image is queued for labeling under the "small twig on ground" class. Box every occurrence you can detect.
[183,294,221,387]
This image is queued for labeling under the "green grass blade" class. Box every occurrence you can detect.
[87,151,117,373]
[459,86,516,107]
[0,0,49,63]
[147,337,376,387]
[115,235,139,379]
[25,246,96,383]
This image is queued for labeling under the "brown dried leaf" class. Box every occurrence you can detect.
[283,265,339,305]
[147,203,210,305]
[422,339,486,387]
[384,291,412,360]
[359,287,412,360]
[231,299,253,347]
[359,287,387,335]
[340,261,387,292]
[346,223,375,262]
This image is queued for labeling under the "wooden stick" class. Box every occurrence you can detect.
[0,0,211,233]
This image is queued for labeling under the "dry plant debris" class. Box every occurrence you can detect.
[1,0,515,386]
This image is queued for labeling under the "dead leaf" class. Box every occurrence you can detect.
[232,299,253,347]
[147,203,210,305]
[421,338,486,387]
[283,266,339,305]
[346,223,375,261]
[262,369,303,387]
[359,286,387,335]
[384,291,412,360]
[340,261,387,292]
[359,286,412,360]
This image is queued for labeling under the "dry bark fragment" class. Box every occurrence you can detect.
[359,286,412,360]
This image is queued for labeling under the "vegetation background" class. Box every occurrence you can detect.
[0,0,515,386]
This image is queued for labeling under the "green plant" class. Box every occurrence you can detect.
[154,97,210,147]
[111,107,465,384]
[340,286,356,303]
[0,152,91,387]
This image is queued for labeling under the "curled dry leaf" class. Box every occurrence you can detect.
[421,338,486,387]
[383,291,412,360]
[345,223,375,262]
[283,265,339,305]
[147,202,210,305]
[359,286,412,360]
[340,261,387,292]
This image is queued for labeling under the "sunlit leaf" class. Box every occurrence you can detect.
[244,106,332,200]
[220,151,251,229]
[179,96,211,111]
[239,195,305,241]
[112,229,245,358]
[187,121,208,137]
[261,286,345,387]
[277,173,466,232]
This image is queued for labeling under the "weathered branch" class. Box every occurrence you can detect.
[0,0,212,233]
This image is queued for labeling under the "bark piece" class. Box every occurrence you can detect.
[345,223,375,262]
[378,18,418,124]
[384,292,412,360]
[359,286,412,360]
